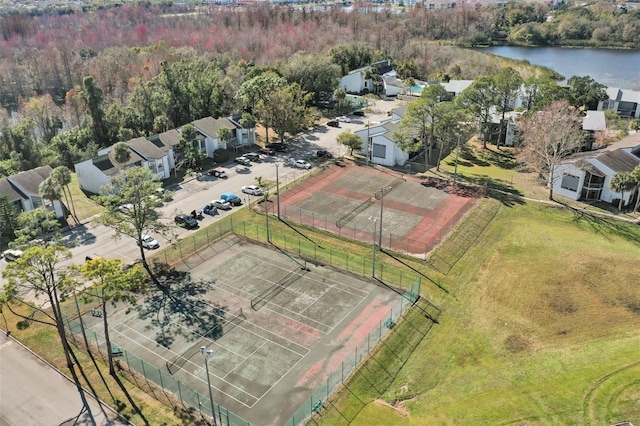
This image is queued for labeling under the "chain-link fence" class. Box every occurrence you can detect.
[66,220,424,426]
[64,313,252,426]
[282,277,421,426]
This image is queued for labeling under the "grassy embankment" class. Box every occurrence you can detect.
[317,143,640,425]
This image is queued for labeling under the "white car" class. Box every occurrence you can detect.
[336,116,351,123]
[294,160,312,169]
[242,185,264,196]
[138,234,160,249]
[118,203,134,214]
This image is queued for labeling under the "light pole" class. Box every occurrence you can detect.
[264,190,271,243]
[275,162,280,219]
[366,121,370,166]
[369,217,377,278]
[378,186,392,247]
[200,346,217,426]
[454,135,461,183]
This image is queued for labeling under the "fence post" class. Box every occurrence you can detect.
[230,216,233,232]
[178,380,183,403]
[159,368,164,390]
[193,236,196,253]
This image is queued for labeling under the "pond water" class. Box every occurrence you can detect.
[473,46,640,89]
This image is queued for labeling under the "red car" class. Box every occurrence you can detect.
[260,147,276,155]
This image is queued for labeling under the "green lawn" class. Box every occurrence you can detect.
[316,141,640,425]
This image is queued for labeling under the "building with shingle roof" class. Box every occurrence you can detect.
[0,165,65,219]
[553,133,640,206]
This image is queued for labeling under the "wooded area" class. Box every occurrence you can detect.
[0,0,635,176]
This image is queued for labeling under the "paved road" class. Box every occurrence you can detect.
[0,332,128,426]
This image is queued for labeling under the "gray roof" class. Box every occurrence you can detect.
[8,165,52,197]
[94,147,144,176]
[0,177,26,202]
[128,136,166,160]
[441,80,473,95]
[153,129,182,152]
[596,149,640,173]
[575,159,605,177]
[192,117,238,139]
[393,104,408,119]
[606,87,640,104]
[582,111,606,131]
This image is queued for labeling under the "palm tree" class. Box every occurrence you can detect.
[631,165,640,213]
[39,177,61,214]
[609,172,636,210]
[52,166,78,224]
[112,141,131,165]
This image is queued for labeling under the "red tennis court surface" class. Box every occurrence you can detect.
[269,164,481,257]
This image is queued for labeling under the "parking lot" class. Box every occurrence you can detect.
[0,99,403,293]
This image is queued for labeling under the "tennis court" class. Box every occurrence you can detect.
[83,235,399,425]
[274,164,480,256]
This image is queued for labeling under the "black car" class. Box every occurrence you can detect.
[327,120,339,128]
[175,214,198,229]
[266,142,289,152]
[353,110,365,116]
[317,149,334,158]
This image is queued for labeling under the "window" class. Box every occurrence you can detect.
[560,174,580,192]
[372,143,386,159]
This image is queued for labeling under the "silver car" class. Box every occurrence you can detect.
[242,185,264,196]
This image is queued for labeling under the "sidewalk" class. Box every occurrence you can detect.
[0,332,130,426]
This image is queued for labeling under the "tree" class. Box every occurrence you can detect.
[52,166,78,225]
[93,166,170,286]
[255,84,312,144]
[217,126,233,147]
[337,131,362,156]
[493,67,523,148]
[282,53,341,104]
[235,72,287,114]
[432,101,472,172]
[517,100,584,200]
[566,76,607,111]
[1,245,96,424]
[0,195,19,241]
[632,165,640,213]
[392,85,448,169]
[38,177,61,212]
[178,124,204,169]
[457,76,498,149]
[112,142,131,166]
[20,94,63,144]
[13,207,61,249]
[74,257,149,424]
[609,172,636,210]
[82,76,108,146]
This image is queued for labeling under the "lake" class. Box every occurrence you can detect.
[473,46,640,90]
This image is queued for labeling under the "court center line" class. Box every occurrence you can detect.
[222,340,267,380]
[173,293,310,357]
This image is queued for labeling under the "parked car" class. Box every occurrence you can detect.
[220,192,242,206]
[138,234,160,249]
[118,203,133,214]
[266,142,289,152]
[259,147,276,156]
[236,166,250,173]
[242,185,264,196]
[208,199,232,210]
[207,168,228,178]
[337,115,351,123]
[353,110,365,116]
[317,149,333,158]
[244,152,260,162]
[294,159,312,169]
[2,249,23,262]
[327,120,339,128]
[234,156,251,166]
[175,214,198,229]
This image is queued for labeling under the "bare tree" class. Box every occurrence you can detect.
[517,100,584,200]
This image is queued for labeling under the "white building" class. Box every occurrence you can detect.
[0,166,65,219]
[553,137,640,205]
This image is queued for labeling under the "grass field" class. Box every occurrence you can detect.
[316,142,640,425]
